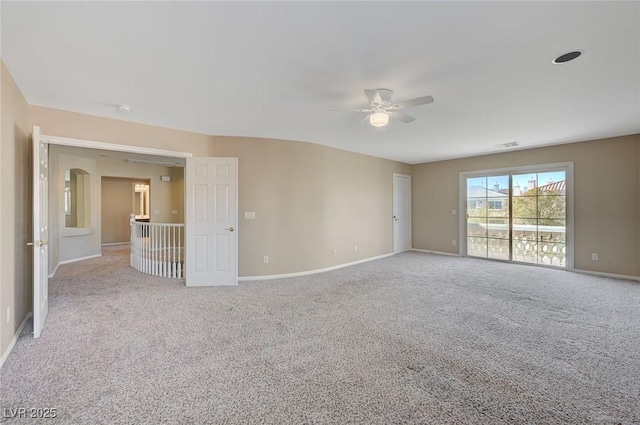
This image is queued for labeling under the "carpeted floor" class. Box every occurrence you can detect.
[1,246,639,424]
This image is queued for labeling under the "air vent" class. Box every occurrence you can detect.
[495,142,519,148]
[553,50,583,64]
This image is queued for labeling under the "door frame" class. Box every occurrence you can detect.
[458,162,574,270]
[33,127,193,336]
[393,173,412,254]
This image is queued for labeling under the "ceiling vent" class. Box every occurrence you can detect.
[495,141,519,148]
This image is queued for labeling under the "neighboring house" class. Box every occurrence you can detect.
[466,186,509,212]
[537,180,567,194]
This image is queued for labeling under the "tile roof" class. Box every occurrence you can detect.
[537,180,566,192]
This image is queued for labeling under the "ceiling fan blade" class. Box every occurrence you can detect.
[393,95,434,109]
[329,108,373,112]
[355,114,371,126]
[390,111,416,123]
[364,89,382,105]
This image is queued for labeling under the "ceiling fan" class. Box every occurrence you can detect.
[334,88,434,128]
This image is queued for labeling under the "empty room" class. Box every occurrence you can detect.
[1,1,639,424]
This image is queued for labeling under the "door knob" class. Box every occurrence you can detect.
[225,227,235,232]
[27,240,48,247]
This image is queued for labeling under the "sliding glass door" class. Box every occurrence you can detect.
[464,166,569,268]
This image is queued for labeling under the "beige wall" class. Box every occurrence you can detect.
[1,62,31,359]
[29,106,411,277]
[210,137,411,275]
[101,177,148,244]
[412,135,640,277]
[29,106,211,156]
[97,160,183,225]
[169,167,185,224]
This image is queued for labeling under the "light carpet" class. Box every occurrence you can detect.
[1,246,639,424]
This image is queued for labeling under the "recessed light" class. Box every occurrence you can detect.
[117,104,132,113]
[553,50,584,64]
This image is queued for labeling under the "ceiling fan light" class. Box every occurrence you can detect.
[369,112,389,127]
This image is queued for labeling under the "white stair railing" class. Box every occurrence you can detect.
[130,214,184,278]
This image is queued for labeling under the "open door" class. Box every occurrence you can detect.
[31,126,49,338]
[185,157,238,286]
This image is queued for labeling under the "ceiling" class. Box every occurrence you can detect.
[2,1,639,164]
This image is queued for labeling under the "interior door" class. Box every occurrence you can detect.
[32,126,49,338]
[185,157,238,286]
[393,174,412,253]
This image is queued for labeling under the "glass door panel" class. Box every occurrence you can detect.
[511,171,566,266]
[466,175,509,260]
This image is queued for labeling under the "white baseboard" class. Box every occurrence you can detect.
[573,269,640,282]
[49,253,103,278]
[59,254,102,265]
[411,248,460,257]
[239,253,394,282]
[409,251,638,281]
[101,242,129,246]
[0,312,32,369]
[48,262,60,278]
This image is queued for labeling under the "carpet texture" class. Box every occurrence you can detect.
[1,246,639,424]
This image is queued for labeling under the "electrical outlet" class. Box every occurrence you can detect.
[354,245,358,252]
[452,209,456,215]
[171,209,178,215]
[592,253,598,261]
[263,256,269,264]
[452,240,457,246]
[332,249,337,256]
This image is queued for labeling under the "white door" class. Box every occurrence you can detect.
[185,157,238,286]
[393,174,412,253]
[32,126,49,338]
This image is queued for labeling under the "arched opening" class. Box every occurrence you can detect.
[64,168,91,228]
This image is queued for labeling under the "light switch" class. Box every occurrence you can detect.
[244,211,256,219]
[171,210,178,215]
[153,209,160,215]
[452,209,457,215]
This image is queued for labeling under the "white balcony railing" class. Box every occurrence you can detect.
[130,214,184,279]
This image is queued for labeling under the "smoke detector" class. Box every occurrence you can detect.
[117,104,132,113]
